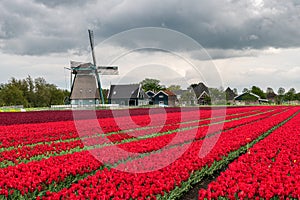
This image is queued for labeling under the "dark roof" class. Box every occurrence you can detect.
[146,91,156,97]
[225,87,236,100]
[70,74,100,100]
[191,83,209,98]
[108,84,141,99]
[234,92,260,101]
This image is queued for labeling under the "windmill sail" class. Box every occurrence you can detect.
[70,61,92,69]
[97,66,119,75]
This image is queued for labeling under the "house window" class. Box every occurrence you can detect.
[159,95,164,98]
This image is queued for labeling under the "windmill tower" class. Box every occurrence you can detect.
[69,30,118,106]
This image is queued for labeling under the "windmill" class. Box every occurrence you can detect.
[68,30,118,106]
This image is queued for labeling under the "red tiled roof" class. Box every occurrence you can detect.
[163,90,176,96]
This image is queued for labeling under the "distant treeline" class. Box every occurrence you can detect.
[0,76,70,108]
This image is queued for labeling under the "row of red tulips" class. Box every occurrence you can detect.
[0,107,203,126]
[199,109,300,199]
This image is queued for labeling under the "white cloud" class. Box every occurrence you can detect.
[215,48,300,92]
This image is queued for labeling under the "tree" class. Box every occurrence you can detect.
[179,90,196,106]
[266,87,274,94]
[0,85,28,106]
[208,87,226,105]
[288,88,296,94]
[242,88,249,93]
[251,86,266,99]
[276,87,285,104]
[0,76,70,107]
[167,85,181,91]
[25,75,35,107]
[140,78,164,92]
[278,87,285,96]
[34,77,51,107]
[284,88,296,102]
[295,93,300,101]
[233,88,238,95]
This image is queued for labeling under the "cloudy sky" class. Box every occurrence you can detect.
[1,0,300,93]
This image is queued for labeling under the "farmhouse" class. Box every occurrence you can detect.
[191,82,210,105]
[225,87,237,104]
[107,84,148,106]
[234,92,268,105]
[225,87,236,100]
[152,90,177,107]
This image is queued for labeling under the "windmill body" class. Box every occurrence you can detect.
[68,30,118,106]
[69,62,101,106]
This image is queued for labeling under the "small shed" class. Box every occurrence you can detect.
[153,90,177,107]
[234,92,268,105]
[107,84,148,106]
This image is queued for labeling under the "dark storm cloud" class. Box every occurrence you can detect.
[33,0,96,8]
[0,0,300,56]
[0,0,93,55]
[96,0,300,50]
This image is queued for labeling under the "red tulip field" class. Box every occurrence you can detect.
[0,106,299,199]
